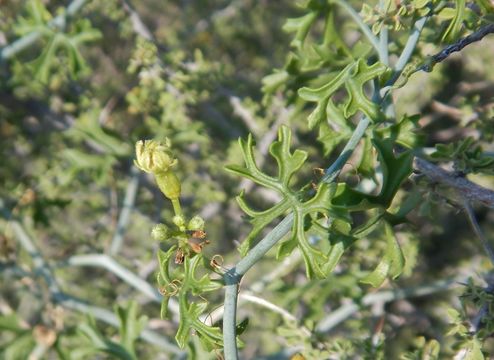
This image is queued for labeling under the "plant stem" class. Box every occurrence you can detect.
[322,117,371,184]
[332,0,383,61]
[388,15,429,86]
[315,277,460,333]
[109,166,140,256]
[414,157,494,209]
[378,0,389,66]
[463,201,494,266]
[223,213,293,360]
[223,281,240,359]
[171,198,183,217]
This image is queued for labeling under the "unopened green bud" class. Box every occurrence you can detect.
[155,171,181,200]
[151,223,169,241]
[172,215,186,230]
[187,216,205,231]
[134,139,177,174]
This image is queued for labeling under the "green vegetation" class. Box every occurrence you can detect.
[1,0,494,359]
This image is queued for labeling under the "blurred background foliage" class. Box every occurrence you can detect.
[1,0,494,359]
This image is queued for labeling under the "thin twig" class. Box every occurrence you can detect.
[229,96,261,137]
[240,292,312,338]
[418,23,494,72]
[414,157,494,209]
[463,201,494,266]
[121,0,156,41]
[108,166,140,256]
[315,277,461,333]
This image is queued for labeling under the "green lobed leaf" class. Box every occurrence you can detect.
[157,245,176,286]
[372,138,413,207]
[331,138,413,210]
[283,11,319,49]
[228,126,352,278]
[226,126,306,254]
[78,317,135,360]
[299,59,387,128]
[441,0,466,42]
[115,301,148,357]
[360,222,405,287]
[269,126,309,188]
[465,338,485,360]
[237,196,291,256]
[357,136,375,178]
[182,255,223,295]
[225,134,283,192]
[175,296,223,350]
[374,114,423,149]
[317,101,353,156]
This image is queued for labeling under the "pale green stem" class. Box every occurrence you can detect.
[223,213,294,359]
[387,15,429,86]
[322,116,371,184]
[171,198,182,217]
[332,0,383,62]
[378,0,389,66]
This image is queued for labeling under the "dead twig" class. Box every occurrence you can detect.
[463,200,494,266]
[419,24,494,72]
[414,157,494,209]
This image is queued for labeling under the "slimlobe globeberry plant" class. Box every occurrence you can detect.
[134,1,494,359]
[134,139,224,350]
[2,0,494,359]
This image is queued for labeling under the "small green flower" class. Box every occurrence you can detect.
[187,216,205,231]
[134,139,177,174]
[151,223,170,241]
[173,215,186,230]
[135,139,182,201]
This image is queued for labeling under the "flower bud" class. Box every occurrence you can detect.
[151,223,169,241]
[187,216,205,231]
[172,215,186,230]
[155,171,181,200]
[134,139,177,174]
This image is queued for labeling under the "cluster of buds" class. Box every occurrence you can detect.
[151,215,208,264]
[136,139,209,262]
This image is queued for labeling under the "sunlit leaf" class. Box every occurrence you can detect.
[360,223,405,287]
